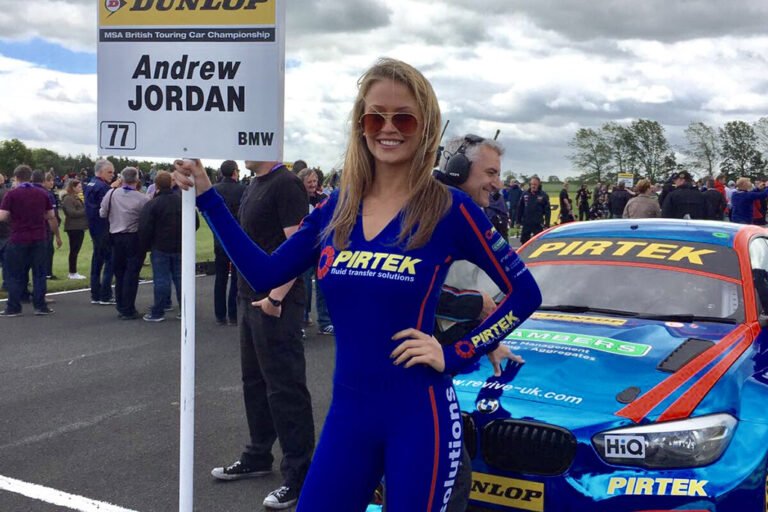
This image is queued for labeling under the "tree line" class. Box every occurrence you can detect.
[568,118,768,184]
[0,139,218,179]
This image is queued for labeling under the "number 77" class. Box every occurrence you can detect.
[107,124,130,146]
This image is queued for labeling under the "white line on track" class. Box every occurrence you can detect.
[0,405,146,451]
[0,473,139,512]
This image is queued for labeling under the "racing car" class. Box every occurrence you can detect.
[370,218,768,511]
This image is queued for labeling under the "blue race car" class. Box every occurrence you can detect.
[368,218,768,512]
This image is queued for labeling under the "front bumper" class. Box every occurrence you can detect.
[465,416,768,512]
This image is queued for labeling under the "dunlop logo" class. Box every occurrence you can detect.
[100,0,274,26]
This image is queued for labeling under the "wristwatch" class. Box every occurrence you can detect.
[267,296,282,307]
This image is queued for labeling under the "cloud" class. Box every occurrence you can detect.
[0,0,95,52]
[0,55,96,155]
[439,0,768,42]
[287,0,391,35]
[0,0,767,178]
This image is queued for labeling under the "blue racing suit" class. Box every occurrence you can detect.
[197,186,541,511]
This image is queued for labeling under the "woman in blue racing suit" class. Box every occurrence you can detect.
[174,57,541,511]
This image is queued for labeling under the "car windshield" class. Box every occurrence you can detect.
[528,264,743,322]
[520,237,744,323]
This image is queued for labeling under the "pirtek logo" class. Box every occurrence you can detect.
[331,250,421,275]
[607,477,708,497]
[470,311,520,346]
[528,240,715,265]
[108,0,267,13]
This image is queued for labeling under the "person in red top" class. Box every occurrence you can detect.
[752,180,767,226]
[0,165,57,316]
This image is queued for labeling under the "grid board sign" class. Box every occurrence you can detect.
[97,0,285,160]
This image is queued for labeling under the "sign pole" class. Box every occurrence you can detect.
[179,186,196,512]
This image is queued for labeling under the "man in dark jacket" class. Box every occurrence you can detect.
[504,180,522,231]
[575,183,591,221]
[517,176,550,244]
[84,159,115,304]
[212,160,245,325]
[138,171,198,322]
[702,177,727,221]
[608,182,632,218]
[662,170,711,220]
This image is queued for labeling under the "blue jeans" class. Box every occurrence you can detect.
[0,236,8,291]
[89,230,114,302]
[5,240,47,313]
[316,283,331,329]
[304,267,331,328]
[150,250,181,317]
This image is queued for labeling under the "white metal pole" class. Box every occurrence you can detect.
[179,186,196,512]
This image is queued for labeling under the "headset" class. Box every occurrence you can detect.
[441,134,485,186]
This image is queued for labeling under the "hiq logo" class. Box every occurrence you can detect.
[604,435,645,459]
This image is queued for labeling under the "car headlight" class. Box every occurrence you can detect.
[592,413,737,468]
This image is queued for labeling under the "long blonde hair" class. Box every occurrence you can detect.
[324,58,451,250]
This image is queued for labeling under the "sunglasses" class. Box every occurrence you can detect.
[359,111,419,136]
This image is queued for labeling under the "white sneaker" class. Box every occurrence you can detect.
[68,273,86,280]
[263,485,298,509]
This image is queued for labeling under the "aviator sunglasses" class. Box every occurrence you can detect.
[359,111,419,136]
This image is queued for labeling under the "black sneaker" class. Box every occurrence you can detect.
[263,485,299,509]
[143,313,165,323]
[34,308,54,316]
[0,310,21,318]
[99,298,117,305]
[119,312,141,320]
[211,460,271,481]
[318,325,335,336]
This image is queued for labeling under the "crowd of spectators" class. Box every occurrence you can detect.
[491,171,768,242]
[6,160,765,320]
[0,160,344,324]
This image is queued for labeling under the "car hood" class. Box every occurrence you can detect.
[452,312,740,420]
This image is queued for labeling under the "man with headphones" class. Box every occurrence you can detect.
[428,134,511,512]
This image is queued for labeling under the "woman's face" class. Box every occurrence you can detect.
[361,79,421,170]
[303,173,318,195]
[75,183,83,194]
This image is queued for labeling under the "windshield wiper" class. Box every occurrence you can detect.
[538,305,639,318]
[635,313,737,325]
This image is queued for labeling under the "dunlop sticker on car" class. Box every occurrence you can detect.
[470,472,544,512]
[506,329,651,357]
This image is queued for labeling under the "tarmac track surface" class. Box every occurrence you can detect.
[0,276,335,512]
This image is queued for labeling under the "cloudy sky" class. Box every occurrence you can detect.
[0,0,766,177]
